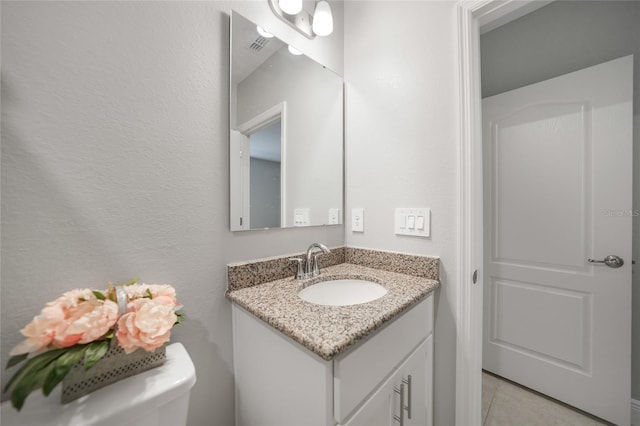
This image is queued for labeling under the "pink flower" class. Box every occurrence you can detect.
[9,289,119,356]
[123,284,180,307]
[59,299,119,346]
[116,298,176,354]
[9,305,64,356]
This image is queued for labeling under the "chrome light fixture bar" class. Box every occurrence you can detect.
[269,0,314,38]
[268,0,333,39]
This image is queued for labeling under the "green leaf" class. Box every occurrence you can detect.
[83,340,110,370]
[4,348,66,410]
[3,348,66,394]
[42,345,87,396]
[174,312,185,326]
[6,353,28,369]
[126,277,139,286]
[11,364,53,411]
[145,288,153,299]
[92,290,105,300]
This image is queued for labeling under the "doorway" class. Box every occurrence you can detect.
[481,55,632,425]
[455,2,639,425]
[249,120,282,229]
[230,102,287,231]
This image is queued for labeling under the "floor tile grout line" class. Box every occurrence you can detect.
[482,372,498,426]
[482,370,611,426]
[483,387,496,426]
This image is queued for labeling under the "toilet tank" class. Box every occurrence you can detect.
[1,343,196,426]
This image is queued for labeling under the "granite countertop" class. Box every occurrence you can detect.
[226,263,440,360]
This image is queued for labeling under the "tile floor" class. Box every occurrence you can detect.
[482,371,610,426]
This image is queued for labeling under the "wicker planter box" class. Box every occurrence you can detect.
[61,341,166,403]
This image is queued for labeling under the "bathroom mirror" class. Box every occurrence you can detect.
[230,11,344,231]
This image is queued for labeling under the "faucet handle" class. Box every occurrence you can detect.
[311,252,324,276]
[289,258,305,280]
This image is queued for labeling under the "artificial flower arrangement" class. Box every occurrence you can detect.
[4,280,183,411]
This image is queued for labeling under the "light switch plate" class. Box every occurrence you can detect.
[294,208,310,226]
[395,208,430,237]
[328,208,341,225]
[352,208,364,232]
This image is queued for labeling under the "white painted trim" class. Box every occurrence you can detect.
[455,1,543,425]
[455,3,483,425]
[236,101,288,227]
[479,0,553,34]
[241,136,251,229]
[236,102,285,135]
[280,103,287,227]
[632,399,640,426]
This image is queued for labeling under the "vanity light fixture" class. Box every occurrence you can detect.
[256,25,274,38]
[288,45,303,55]
[268,0,333,39]
[279,0,302,15]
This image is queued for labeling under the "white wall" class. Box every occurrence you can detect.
[480,0,640,401]
[344,2,459,425]
[0,2,344,425]
[250,158,281,228]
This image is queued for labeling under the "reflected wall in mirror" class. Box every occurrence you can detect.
[230,11,344,231]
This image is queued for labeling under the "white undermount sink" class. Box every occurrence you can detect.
[298,279,388,306]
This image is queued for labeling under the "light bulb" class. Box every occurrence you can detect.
[279,0,302,15]
[288,45,303,55]
[312,0,333,36]
[256,26,274,38]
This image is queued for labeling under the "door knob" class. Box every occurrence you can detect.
[587,255,624,268]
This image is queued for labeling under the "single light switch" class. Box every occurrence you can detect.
[407,215,415,229]
[399,214,407,229]
[416,215,425,230]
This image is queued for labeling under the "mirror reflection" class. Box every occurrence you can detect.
[230,11,343,231]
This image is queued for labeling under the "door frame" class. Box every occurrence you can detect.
[237,101,288,228]
[454,1,549,424]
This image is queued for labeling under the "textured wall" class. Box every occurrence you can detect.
[344,2,459,425]
[480,0,640,401]
[0,2,343,424]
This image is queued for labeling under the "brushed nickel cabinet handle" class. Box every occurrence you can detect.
[402,375,412,419]
[393,383,405,426]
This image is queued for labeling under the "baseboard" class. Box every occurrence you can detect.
[632,399,640,426]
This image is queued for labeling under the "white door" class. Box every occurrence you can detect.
[230,130,250,230]
[482,55,632,425]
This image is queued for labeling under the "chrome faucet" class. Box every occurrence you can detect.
[290,242,331,280]
[305,242,331,278]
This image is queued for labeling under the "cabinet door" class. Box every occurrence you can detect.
[342,367,397,426]
[399,336,432,426]
[344,339,431,426]
[335,296,432,422]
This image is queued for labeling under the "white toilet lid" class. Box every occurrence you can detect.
[1,343,196,426]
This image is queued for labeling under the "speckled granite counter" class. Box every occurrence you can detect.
[226,262,440,360]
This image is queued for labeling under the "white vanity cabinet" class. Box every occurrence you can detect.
[232,293,434,426]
